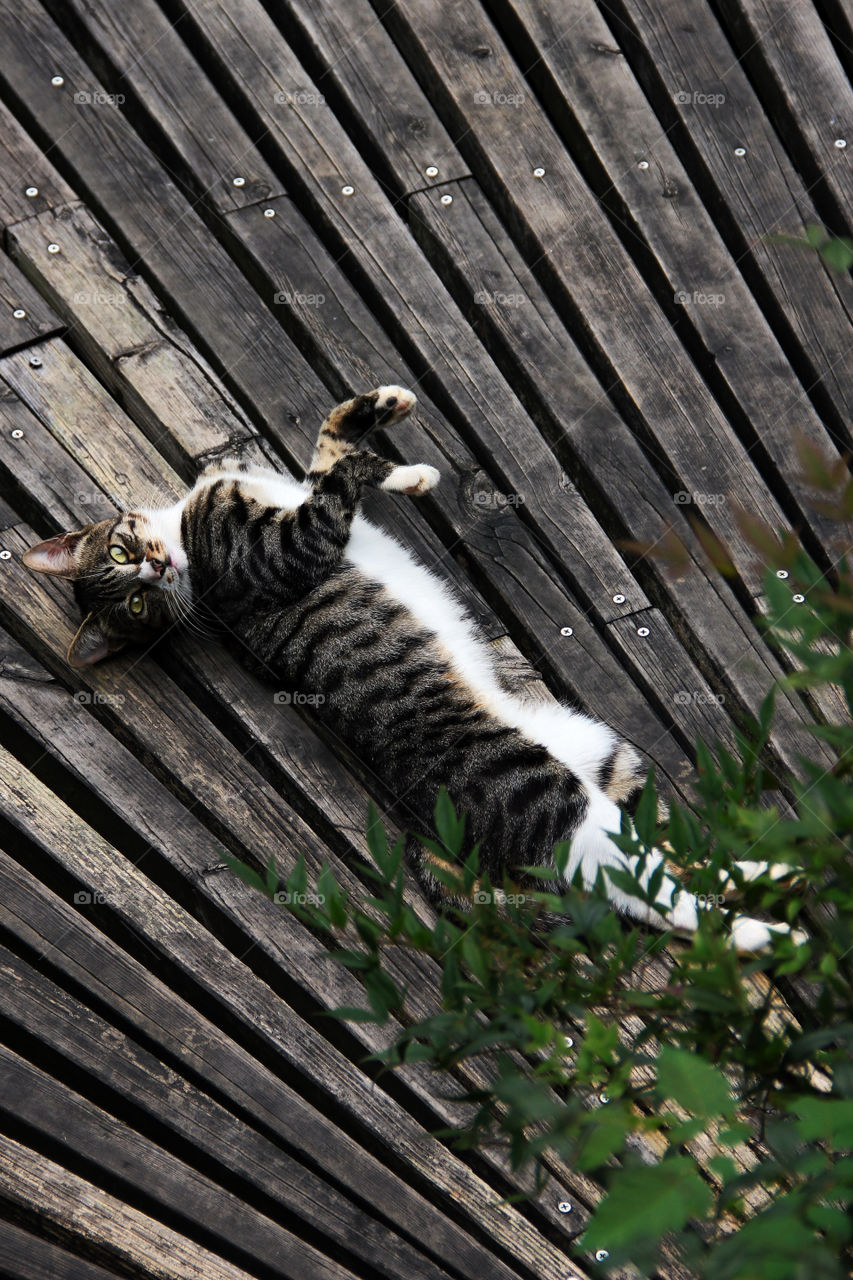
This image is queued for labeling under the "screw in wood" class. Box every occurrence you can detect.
[263,208,276,217]
[835,139,847,149]
[776,569,789,579]
[793,593,805,603]
[637,626,650,637]
[560,626,573,636]
[595,1250,610,1261]
[341,185,355,196]
[11,430,24,439]
[612,593,625,604]
[12,309,26,319]
[557,1201,573,1214]
[533,166,545,177]
[0,551,11,560]
[47,243,61,254]
[638,160,649,169]
[25,186,38,198]
[734,147,746,156]
[29,356,43,367]
[425,165,438,177]
[51,75,64,86]
[440,193,453,204]
[232,176,246,187]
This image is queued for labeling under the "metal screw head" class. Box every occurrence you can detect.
[341,184,355,196]
[29,355,43,367]
[51,75,64,86]
[563,1034,574,1048]
[557,1200,573,1214]
[595,1249,610,1261]
[440,193,453,205]
[11,429,24,439]
[232,176,245,187]
[47,243,61,254]
[425,165,439,177]
[533,166,546,177]
[734,146,746,156]
[612,593,625,604]
[12,309,26,319]
[638,159,650,169]
[263,207,276,217]
[793,593,805,603]
[835,138,847,149]
[637,626,650,637]
[599,1092,609,1103]
[560,626,573,636]
[776,569,789,579]
[25,186,38,198]
[0,550,11,560]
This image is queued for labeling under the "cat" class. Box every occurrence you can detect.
[23,384,798,951]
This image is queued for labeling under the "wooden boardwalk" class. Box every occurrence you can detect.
[0,0,850,1275]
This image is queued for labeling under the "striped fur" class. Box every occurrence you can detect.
[22,385,799,951]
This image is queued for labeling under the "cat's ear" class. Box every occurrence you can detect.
[22,530,88,578]
[67,614,124,668]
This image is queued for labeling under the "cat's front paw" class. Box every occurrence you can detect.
[370,385,417,427]
[381,464,440,495]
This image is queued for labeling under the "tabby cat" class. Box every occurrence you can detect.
[24,385,796,950]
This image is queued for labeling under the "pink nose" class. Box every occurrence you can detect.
[146,552,170,577]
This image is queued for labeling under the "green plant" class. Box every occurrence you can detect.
[226,467,852,1278]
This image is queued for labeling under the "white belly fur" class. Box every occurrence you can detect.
[193,469,617,782]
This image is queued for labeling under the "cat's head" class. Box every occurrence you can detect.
[23,509,188,668]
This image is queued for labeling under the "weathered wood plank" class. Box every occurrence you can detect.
[167,0,796,594]
[0,845,584,1276]
[406,180,835,770]
[483,0,849,558]
[0,250,62,355]
[0,1040,365,1280]
[0,1133,258,1280]
[0,1219,121,1280]
[6,203,260,470]
[603,0,853,445]
[0,338,182,509]
[0,732,583,1279]
[712,0,853,235]
[0,12,653,629]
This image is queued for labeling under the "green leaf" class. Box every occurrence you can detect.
[657,1046,735,1118]
[790,1096,853,1148]
[221,852,269,897]
[633,770,658,848]
[820,236,853,273]
[583,1156,712,1252]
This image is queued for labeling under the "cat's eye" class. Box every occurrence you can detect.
[129,593,144,616]
[109,544,130,564]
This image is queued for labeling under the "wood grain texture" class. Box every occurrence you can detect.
[604,0,853,444]
[0,1133,258,1280]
